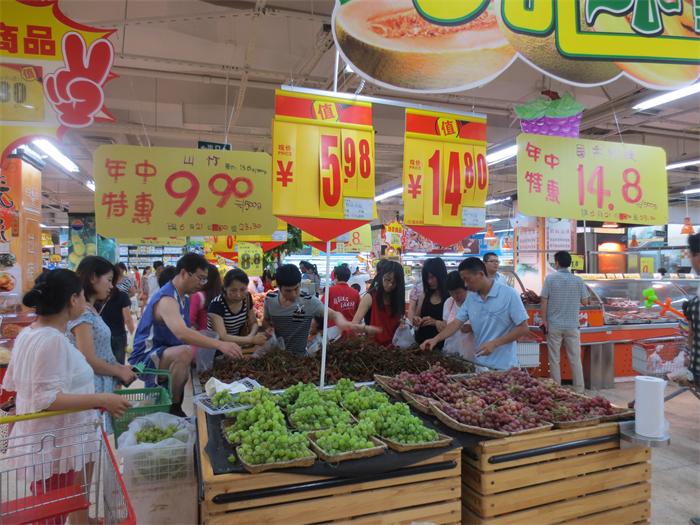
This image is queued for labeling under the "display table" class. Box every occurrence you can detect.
[196,408,463,525]
[461,423,651,524]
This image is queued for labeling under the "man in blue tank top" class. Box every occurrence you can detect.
[131,253,241,416]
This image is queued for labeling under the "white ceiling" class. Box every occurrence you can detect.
[40,0,700,226]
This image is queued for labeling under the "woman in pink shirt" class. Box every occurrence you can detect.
[189,264,222,330]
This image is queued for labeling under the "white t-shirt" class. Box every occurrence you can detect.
[147,272,160,301]
[442,297,476,359]
[2,325,98,480]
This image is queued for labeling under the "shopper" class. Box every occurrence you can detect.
[420,257,529,370]
[158,265,177,288]
[99,264,135,365]
[442,271,475,359]
[147,260,164,302]
[115,262,136,297]
[130,253,242,416]
[263,264,363,355]
[190,264,222,331]
[413,257,449,347]
[683,233,700,392]
[407,279,424,321]
[299,260,321,296]
[541,251,590,392]
[140,266,152,316]
[209,268,268,347]
[323,263,361,324]
[68,257,137,398]
[2,270,130,523]
[353,260,405,347]
[483,252,506,284]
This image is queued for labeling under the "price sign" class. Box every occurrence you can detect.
[403,109,489,246]
[0,64,44,122]
[272,90,376,240]
[93,145,276,238]
[237,242,263,276]
[640,257,655,274]
[570,255,584,271]
[517,134,668,225]
[211,235,237,255]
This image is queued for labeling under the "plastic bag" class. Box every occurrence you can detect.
[117,412,195,485]
[252,332,285,358]
[392,321,415,349]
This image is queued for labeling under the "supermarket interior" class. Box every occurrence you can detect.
[0,0,699,524]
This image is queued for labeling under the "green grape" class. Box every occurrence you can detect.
[237,387,278,406]
[321,378,356,403]
[289,399,352,431]
[279,382,317,408]
[315,420,377,455]
[237,429,310,465]
[227,453,237,464]
[211,389,236,408]
[360,403,438,444]
[225,400,286,443]
[135,424,179,444]
[342,387,390,415]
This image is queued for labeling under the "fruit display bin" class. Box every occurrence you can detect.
[196,407,463,525]
[461,423,651,524]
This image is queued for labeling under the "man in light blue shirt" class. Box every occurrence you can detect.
[420,257,529,369]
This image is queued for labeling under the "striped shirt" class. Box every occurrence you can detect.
[207,294,248,336]
[541,269,589,330]
[683,295,700,389]
[264,291,324,354]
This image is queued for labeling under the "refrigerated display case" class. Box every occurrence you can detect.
[667,276,700,296]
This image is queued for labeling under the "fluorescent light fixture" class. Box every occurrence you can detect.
[486,144,518,165]
[682,187,700,195]
[86,180,96,192]
[602,222,619,228]
[667,158,700,170]
[485,197,511,206]
[375,186,402,202]
[633,82,700,111]
[40,224,65,229]
[494,228,514,234]
[32,139,79,173]
[485,218,500,223]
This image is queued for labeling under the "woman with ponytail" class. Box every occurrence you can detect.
[1,270,131,518]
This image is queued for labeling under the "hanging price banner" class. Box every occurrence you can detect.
[237,218,288,252]
[301,224,371,253]
[517,134,668,225]
[272,90,376,241]
[403,109,489,247]
[94,146,276,238]
[237,242,263,276]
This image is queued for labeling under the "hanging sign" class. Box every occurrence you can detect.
[0,0,117,159]
[236,218,288,252]
[272,89,376,241]
[118,237,186,247]
[640,256,655,274]
[333,0,699,93]
[570,255,584,271]
[93,146,276,238]
[402,108,488,246]
[384,221,404,248]
[237,242,263,276]
[517,134,668,226]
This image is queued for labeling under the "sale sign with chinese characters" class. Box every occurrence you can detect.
[93,146,276,238]
[517,134,668,226]
[403,108,489,247]
[272,89,376,241]
[0,0,116,159]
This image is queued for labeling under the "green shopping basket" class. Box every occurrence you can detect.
[111,368,172,446]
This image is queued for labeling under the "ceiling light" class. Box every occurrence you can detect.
[40,224,64,229]
[375,187,402,202]
[633,82,700,111]
[485,218,500,223]
[667,158,700,170]
[86,180,96,192]
[602,221,619,228]
[682,187,700,195]
[486,144,518,165]
[485,197,511,206]
[494,228,514,234]
[32,139,79,173]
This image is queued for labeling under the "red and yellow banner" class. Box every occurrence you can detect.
[272,90,376,241]
[517,134,668,225]
[403,109,488,246]
[302,224,371,253]
[93,145,276,238]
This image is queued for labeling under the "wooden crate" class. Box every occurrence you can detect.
[461,423,651,525]
[196,408,462,525]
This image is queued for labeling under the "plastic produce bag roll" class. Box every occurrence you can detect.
[634,375,667,438]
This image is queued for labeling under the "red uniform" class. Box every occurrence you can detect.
[323,282,360,326]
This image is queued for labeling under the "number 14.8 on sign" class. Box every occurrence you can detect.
[577,164,642,211]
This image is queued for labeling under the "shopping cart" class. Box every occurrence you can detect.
[0,409,135,525]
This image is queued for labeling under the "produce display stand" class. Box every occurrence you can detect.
[460,422,651,524]
[196,407,463,525]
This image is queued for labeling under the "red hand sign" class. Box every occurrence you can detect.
[44,32,114,128]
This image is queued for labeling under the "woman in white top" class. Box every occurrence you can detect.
[2,269,130,519]
[441,271,476,359]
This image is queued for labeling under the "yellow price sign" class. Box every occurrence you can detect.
[237,242,263,276]
[210,235,237,254]
[570,255,584,271]
[93,146,276,238]
[517,134,668,226]
[640,257,655,274]
[337,224,372,253]
[272,90,376,239]
[0,64,44,122]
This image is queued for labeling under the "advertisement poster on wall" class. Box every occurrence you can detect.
[627,226,666,248]
[668,222,696,247]
[67,214,97,270]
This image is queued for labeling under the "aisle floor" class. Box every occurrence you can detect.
[594,381,700,525]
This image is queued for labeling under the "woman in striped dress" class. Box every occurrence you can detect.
[208,268,268,349]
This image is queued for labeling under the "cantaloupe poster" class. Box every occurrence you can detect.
[333,0,699,92]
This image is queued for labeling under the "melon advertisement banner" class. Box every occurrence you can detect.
[333,0,699,93]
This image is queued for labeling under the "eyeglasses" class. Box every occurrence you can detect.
[189,272,208,284]
[486,259,500,264]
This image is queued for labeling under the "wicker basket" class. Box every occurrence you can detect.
[378,433,453,452]
[400,390,433,415]
[307,433,386,463]
[373,375,402,398]
[236,446,316,474]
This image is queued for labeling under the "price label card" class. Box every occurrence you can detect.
[0,64,44,122]
[402,109,488,237]
[461,207,486,228]
[93,146,276,237]
[517,134,668,225]
[271,229,288,242]
[570,254,584,271]
[237,242,263,276]
[272,90,376,223]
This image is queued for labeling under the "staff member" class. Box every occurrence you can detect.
[322,263,360,339]
[421,257,529,369]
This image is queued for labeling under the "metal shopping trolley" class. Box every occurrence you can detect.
[0,410,135,525]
